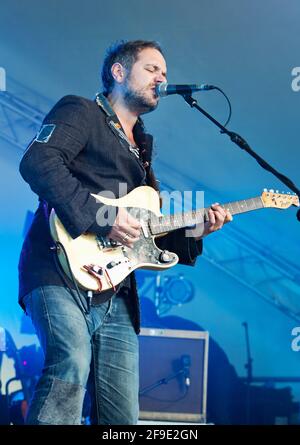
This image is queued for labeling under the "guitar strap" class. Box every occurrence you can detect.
[95,93,154,176]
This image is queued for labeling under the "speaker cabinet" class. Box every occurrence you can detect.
[139,328,209,423]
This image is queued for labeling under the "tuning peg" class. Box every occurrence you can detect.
[269,189,274,193]
[263,188,267,192]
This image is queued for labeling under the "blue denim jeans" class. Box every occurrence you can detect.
[22,285,139,425]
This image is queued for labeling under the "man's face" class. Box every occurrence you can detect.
[123,47,167,114]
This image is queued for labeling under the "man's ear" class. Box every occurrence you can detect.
[111,62,126,84]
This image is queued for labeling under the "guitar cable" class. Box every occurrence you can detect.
[51,241,92,315]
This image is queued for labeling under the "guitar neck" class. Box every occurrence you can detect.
[150,196,264,235]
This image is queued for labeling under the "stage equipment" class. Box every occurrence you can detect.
[139,328,209,423]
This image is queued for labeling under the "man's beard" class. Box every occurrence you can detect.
[123,81,158,115]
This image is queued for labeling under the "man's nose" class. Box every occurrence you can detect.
[155,73,166,83]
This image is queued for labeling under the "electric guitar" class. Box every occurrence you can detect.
[49,186,299,293]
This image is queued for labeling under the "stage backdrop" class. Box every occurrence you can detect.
[0,0,300,417]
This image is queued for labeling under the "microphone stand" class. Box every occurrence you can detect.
[139,368,188,397]
[242,322,253,424]
[181,94,300,220]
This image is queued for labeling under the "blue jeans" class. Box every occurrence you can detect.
[22,285,139,425]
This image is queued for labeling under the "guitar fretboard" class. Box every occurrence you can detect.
[150,196,264,235]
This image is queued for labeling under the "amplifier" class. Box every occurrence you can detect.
[139,328,209,423]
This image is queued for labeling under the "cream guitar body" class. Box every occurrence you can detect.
[49,186,178,293]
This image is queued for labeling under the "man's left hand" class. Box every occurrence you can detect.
[194,203,233,240]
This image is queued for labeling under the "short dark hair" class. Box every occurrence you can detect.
[101,40,164,95]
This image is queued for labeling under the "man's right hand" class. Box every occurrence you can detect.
[108,207,141,248]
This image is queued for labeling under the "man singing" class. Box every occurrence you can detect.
[19,40,231,424]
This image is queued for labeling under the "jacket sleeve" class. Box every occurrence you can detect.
[19,95,112,239]
[155,229,203,266]
[145,165,203,266]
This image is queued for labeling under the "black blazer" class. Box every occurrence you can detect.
[19,95,202,333]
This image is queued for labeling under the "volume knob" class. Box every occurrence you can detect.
[159,250,172,263]
[106,261,117,269]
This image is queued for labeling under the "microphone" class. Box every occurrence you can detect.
[181,354,191,387]
[155,82,215,97]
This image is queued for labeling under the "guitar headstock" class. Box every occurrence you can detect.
[261,189,300,209]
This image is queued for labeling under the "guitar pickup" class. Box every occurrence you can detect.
[96,236,122,249]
